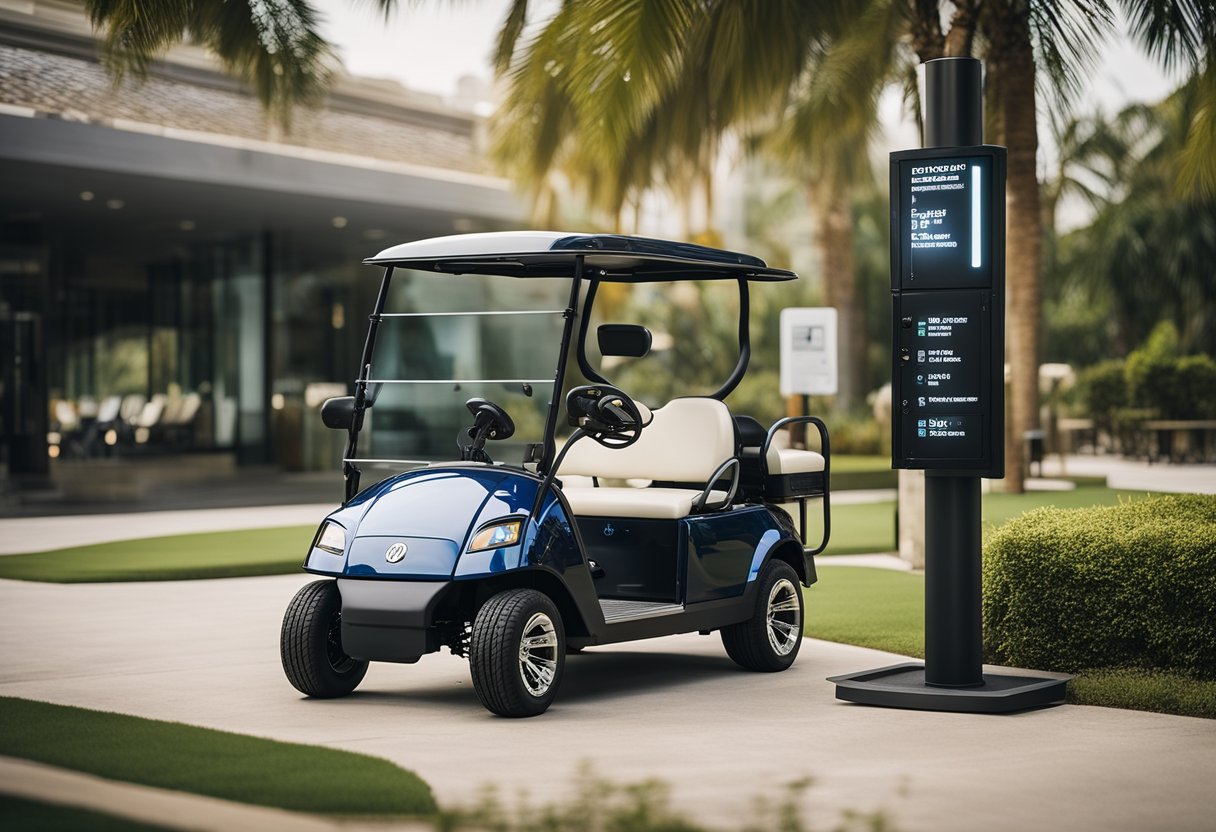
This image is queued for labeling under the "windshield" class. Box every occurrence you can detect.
[352,270,569,472]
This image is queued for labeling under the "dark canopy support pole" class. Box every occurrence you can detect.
[715,279,751,401]
[540,256,584,476]
[343,266,395,503]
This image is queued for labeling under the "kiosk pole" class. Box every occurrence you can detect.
[923,58,983,689]
[829,57,1069,712]
[925,474,983,686]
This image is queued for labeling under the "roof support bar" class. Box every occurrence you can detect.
[343,265,395,504]
[539,256,583,476]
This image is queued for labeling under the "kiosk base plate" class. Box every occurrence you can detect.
[829,662,1069,714]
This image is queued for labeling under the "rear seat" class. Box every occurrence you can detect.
[558,398,735,520]
[734,415,826,500]
[759,436,827,498]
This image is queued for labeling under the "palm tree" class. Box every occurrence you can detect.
[760,1,907,408]
[979,0,1211,489]
[1062,82,1216,356]
[87,0,1215,485]
[490,1,895,410]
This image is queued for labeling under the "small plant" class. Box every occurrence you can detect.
[433,765,900,832]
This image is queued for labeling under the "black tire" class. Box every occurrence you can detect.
[469,589,565,717]
[281,580,368,698]
[721,559,804,671]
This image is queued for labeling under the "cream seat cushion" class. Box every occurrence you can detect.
[754,429,826,474]
[765,446,826,474]
[558,397,736,519]
[563,487,728,520]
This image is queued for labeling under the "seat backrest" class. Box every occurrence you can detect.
[559,397,735,483]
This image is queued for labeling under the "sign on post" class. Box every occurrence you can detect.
[780,307,838,396]
[890,146,1005,478]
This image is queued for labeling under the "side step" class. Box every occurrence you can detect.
[599,599,685,624]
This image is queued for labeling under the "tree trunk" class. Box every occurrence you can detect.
[990,14,1041,493]
[809,181,864,410]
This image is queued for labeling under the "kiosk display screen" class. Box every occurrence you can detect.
[898,155,992,290]
[890,145,1005,476]
[897,291,987,461]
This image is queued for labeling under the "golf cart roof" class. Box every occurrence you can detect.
[365,231,796,282]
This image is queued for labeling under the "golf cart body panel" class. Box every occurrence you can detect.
[281,231,831,715]
[303,462,811,664]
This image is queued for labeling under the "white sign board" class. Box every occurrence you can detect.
[780,307,838,396]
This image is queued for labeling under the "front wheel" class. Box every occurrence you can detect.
[469,589,565,717]
[721,559,804,671]
[281,580,368,698]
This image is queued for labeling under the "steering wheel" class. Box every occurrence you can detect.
[459,398,515,462]
[565,385,646,449]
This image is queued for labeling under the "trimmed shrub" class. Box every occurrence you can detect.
[1071,359,1125,435]
[983,494,1216,679]
[1174,354,1216,419]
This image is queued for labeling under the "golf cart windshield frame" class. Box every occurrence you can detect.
[340,234,793,503]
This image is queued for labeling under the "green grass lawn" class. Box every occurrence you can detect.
[808,565,925,656]
[0,796,170,832]
[0,526,314,583]
[0,697,436,817]
[0,484,1161,581]
[822,484,1154,556]
[830,455,897,491]
[807,565,1216,719]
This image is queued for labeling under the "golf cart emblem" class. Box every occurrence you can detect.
[602,522,615,537]
[384,542,408,563]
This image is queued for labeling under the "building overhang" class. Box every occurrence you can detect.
[0,112,521,223]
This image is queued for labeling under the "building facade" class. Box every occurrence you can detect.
[0,1,526,501]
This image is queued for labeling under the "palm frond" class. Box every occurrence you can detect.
[764,0,902,190]
[557,0,699,161]
[86,0,196,77]
[1025,0,1115,115]
[1119,0,1215,73]
[87,0,334,125]
[492,0,530,75]
[1174,62,1216,200]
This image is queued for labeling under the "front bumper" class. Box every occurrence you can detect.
[337,579,450,663]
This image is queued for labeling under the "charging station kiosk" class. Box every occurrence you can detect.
[830,57,1069,712]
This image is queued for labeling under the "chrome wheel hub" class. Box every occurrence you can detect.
[518,612,558,697]
[766,578,801,656]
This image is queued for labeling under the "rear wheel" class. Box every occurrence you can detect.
[281,580,368,698]
[721,559,804,671]
[469,589,565,717]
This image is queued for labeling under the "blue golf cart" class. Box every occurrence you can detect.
[280,232,831,717]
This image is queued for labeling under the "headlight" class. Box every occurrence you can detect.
[315,522,346,555]
[469,519,522,552]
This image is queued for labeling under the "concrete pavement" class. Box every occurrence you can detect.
[0,504,337,555]
[1040,454,1216,494]
[1,574,1213,831]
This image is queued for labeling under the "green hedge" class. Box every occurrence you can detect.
[1071,322,1216,433]
[983,494,1216,679]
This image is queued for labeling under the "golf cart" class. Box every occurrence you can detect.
[280,232,831,717]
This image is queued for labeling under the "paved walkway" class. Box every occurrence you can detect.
[1041,454,1216,494]
[1,574,1213,831]
[0,504,336,555]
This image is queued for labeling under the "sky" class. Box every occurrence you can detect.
[314,1,1183,110]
